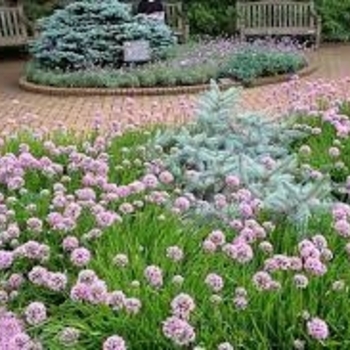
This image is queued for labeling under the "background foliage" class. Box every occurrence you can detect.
[21,0,350,42]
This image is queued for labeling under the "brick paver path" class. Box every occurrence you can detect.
[1,44,350,134]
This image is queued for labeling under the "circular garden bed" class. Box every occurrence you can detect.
[25,0,313,97]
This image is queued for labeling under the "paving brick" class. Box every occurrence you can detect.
[1,44,350,134]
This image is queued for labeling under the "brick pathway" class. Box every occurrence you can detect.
[1,44,350,135]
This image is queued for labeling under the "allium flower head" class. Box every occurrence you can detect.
[144,265,163,288]
[162,316,195,346]
[166,246,184,262]
[205,273,224,293]
[171,293,195,320]
[0,251,14,270]
[307,317,329,341]
[124,297,142,315]
[159,171,174,184]
[103,335,127,350]
[24,302,47,325]
[58,327,80,346]
[70,247,91,267]
[113,254,129,267]
[218,342,234,350]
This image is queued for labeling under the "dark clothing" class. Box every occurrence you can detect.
[137,0,164,14]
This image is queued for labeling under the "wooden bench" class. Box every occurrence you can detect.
[0,6,32,47]
[236,0,321,48]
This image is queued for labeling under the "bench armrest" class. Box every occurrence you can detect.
[310,8,322,24]
[19,12,36,35]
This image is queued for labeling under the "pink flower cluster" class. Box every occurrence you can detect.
[28,266,68,292]
[162,293,196,346]
[70,270,141,314]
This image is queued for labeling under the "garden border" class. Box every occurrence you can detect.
[19,60,318,97]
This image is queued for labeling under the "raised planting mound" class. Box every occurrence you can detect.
[26,36,308,90]
[3,82,350,349]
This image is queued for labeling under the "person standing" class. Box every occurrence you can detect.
[137,0,165,21]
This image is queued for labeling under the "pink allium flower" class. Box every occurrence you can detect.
[0,251,14,270]
[205,273,224,293]
[238,203,253,218]
[166,246,184,262]
[89,280,108,304]
[0,311,25,348]
[62,236,79,252]
[299,245,321,260]
[9,332,35,349]
[77,269,97,285]
[312,235,328,250]
[119,203,134,215]
[142,174,159,188]
[159,171,174,184]
[6,273,24,290]
[334,220,350,237]
[202,240,217,253]
[103,335,127,350]
[70,283,90,302]
[214,194,227,209]
[252,271,273,291]
[47,272,68,291]
[233,296,248,310]
[174,197,191,212]
[58,327,80,346]
[223,242,254,264]
[171,293,195,320]
[225,175,240,188]
[26,217,43,233]
[321,248,333,262]
[24,302,47,325]
[124,298,142,315]
[162,316,195,346]
[289,257,303,271]
[95,211,121,228]
[235,287,248,298]
[71,247,91,267]
[144,265,163,288]
[229,219,243,231]
[304,258,327,276]
[75,188,96,202]
[207,230,226,246]
[107,291,126,310]
[307,317,329,341]
[28,266,49,286]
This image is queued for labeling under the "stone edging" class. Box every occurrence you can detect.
[19,61,317,97]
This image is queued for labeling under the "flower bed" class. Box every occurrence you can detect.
[2,81,350,349]
[26,38,308,89]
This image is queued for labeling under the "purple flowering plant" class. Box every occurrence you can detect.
[1,77,350,349]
